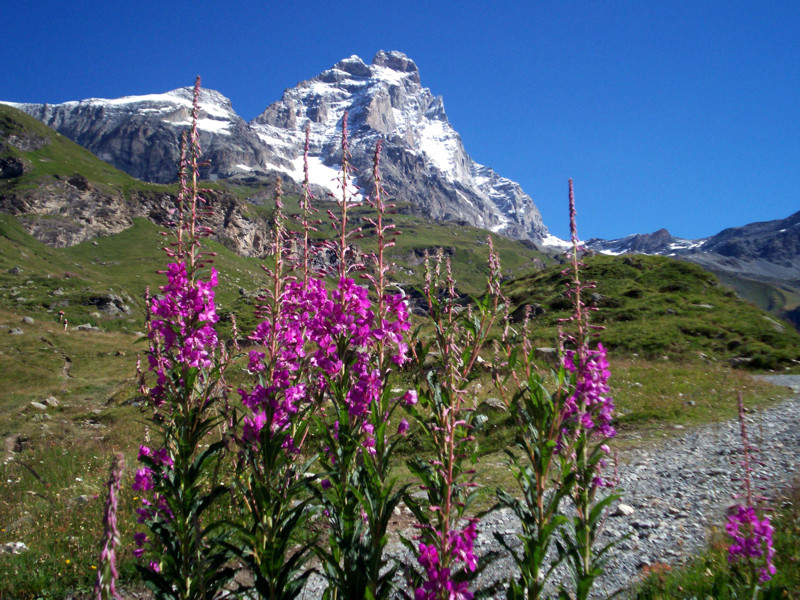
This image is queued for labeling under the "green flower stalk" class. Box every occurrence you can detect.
[405,237,504,600]
[493,304,576,600]
[725,393,776,597]
[557,180,620,600]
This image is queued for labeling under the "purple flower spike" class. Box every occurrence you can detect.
[726,505,776,582]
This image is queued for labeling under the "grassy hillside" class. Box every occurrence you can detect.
[0,213,267,334]
[505,254,800,369]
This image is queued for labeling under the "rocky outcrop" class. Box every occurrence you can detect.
[0,157,28,179]
[0,174,272,255]
[586,228,702,256]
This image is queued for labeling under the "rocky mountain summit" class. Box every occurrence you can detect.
[586,228,702,256]
[4,51,549,244]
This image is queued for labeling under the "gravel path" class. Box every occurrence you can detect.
[298,375,800,599]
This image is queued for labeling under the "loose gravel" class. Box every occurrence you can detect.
[296,375,800,599]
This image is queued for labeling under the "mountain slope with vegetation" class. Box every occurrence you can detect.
[505,254,800,369]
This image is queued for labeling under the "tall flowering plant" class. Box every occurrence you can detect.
[133,77,233,600]
[555,180,619,600]
[725,393,775,596]
[229,175,319,600]
[311,118,413,600]
[94,453,125,600]
[233,116,413,600]
[491,303,577,600]
[490,181,619,600]
[403,238,504,600]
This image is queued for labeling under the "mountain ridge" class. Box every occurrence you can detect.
[585,211,800,330]
[3,50,550,244]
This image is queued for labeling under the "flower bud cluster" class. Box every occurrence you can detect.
[94,453,124,600]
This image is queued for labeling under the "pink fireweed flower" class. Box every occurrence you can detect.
[726,505,776,582]
[415,524,478,600]
[240,271,411,457]
[247,351,266,373]
[152,447,173,468]
[146,262,220,403]
[132,468,154,492]
[560,343,616,443]
[242,411,268,444]
[449,521,478,572]
[133,532,148,558]
[398,418,410,436]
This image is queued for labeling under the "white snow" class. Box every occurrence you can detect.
[101,90,233,119]
[293,156,342,196]
[264,155,362,201]
[418,120,460,176]
[455,190,474,209]
[235,164,254,172]
[667,239,704,250]
[490,215,510,233]
[540,234,573,250]
[6,89,235,123]
[167,117,231,134]
[372,65,407,85]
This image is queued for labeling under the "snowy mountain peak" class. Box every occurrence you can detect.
[248,51,547,240]
[4,51,550,242]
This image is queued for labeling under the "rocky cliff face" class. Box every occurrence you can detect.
[4,51,550,243]
[0,103,272,254]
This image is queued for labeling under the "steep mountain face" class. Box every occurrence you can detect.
[250,51,547,241]
[701,211,800,266]
[3,51,549,243]
[7,88,272,184]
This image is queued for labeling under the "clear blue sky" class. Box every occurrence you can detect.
[3,0,798,241]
